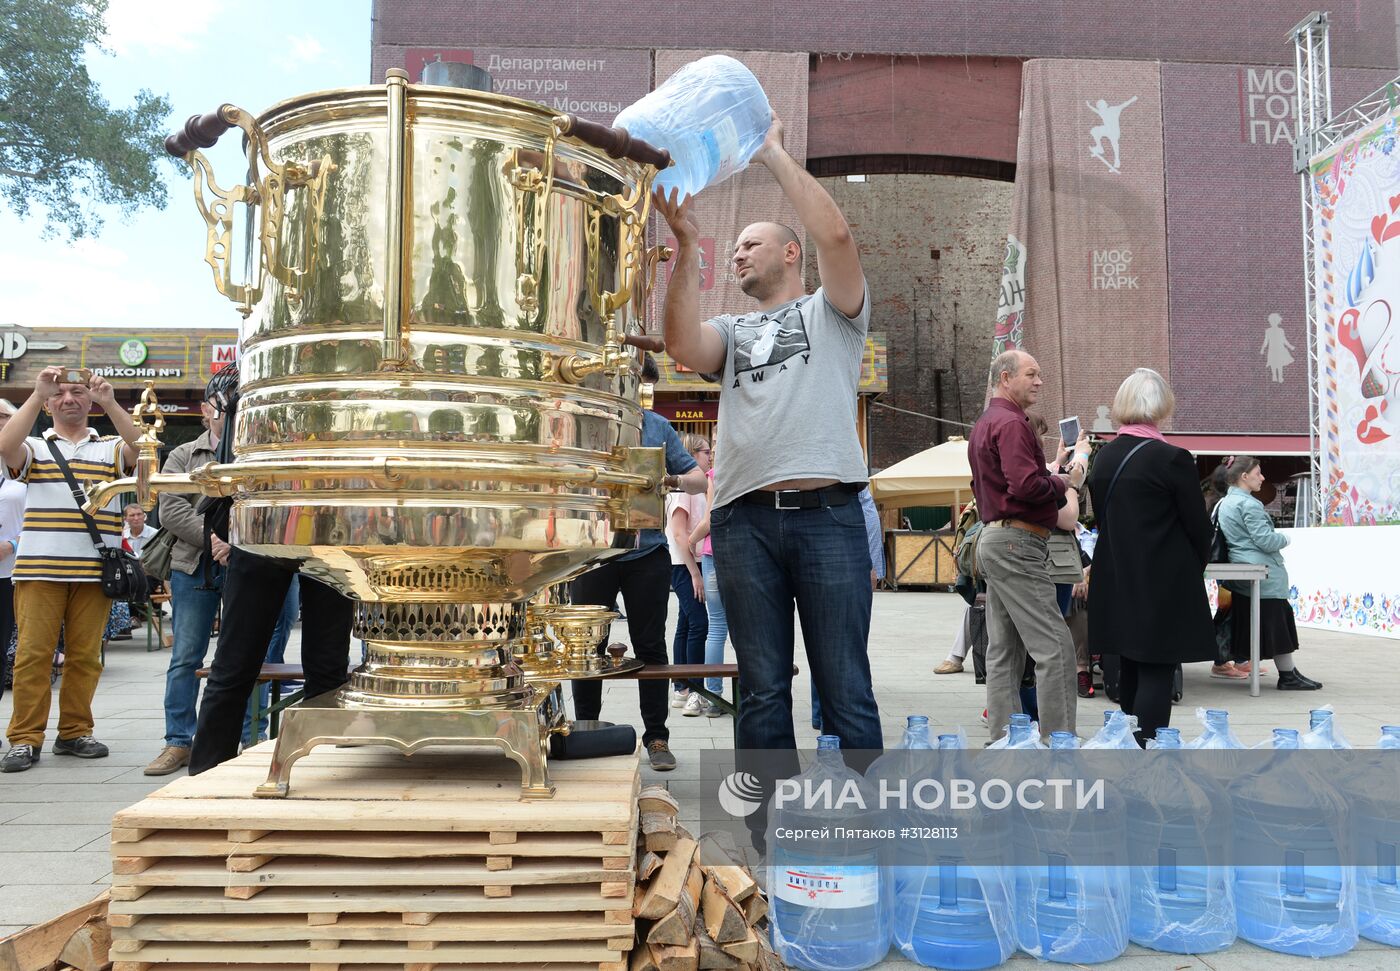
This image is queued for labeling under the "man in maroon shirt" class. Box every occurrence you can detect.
[969,350,1086,740]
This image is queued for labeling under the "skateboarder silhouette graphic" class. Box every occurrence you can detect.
[1088,96,1138,173]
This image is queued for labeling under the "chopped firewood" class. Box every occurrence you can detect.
[638,786,680,817]
[743,889,768,925]
[629,942,661,971]
[638,837,697,919]
[694,918,742,970]
[719,926,759,963]
[645,887,697,946]
[58,919,112,971]
[684,861,704,911]
[637,850,664,881]
[675,822,694,841]
[701,879,748,944]
[754,929,784,971]
[703,864,757,903]
[633,882,649,918]
[649,939,700,971]
[642,811,679,853]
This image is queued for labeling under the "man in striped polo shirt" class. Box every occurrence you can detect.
[1,366,140,773]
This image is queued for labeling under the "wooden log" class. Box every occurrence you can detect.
[684,862,703,912]
[637,837,697,919]
[637,786,680,817]
[637,850,664,881]
[649,939,699,971]
[56,919,111,971]
[703,865,757,903]
[642,811,678,853]
[701,880,747,944]
[694,919,741,970]
[645,888,696,946]
[0,891,107,971]
[719,926,759,963]
[629,940,660,971]
[743,890,768,925]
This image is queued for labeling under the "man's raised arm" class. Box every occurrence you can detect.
[752,114,865,318]
[654,188,727,375]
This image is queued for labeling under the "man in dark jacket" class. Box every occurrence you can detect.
[968,350,1085,740]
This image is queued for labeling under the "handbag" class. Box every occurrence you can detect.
[1209,506,1230,563]
[45,438,148,601]
[140,527,176,582]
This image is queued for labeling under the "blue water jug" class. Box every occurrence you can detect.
[1123,727,1236,953]
[1083,710,1139,749]
[1186,708,1246,786]
[1231,728,1357,957]
[770,735,892,970]
[1013,731,1130,963]
[892,733,1016,969]
[1302,707,1352,749]
[613,55,772,199]
[988,712,1044,750]
[1357,725,1400,944]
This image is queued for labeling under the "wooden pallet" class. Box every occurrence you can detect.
[109,743,641,970]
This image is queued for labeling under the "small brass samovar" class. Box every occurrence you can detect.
[89,71,674,798]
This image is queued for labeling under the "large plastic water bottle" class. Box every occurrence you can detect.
[1357,725,1400,944]
[1231,728,1357,956]
[613,55,772,199]
[1123,727,1236,953]
[1013,731,1130,963]
[1083,710,1139,749]
[1302,707,1352,749]
[892,733,1016,969]
[770,735,892,970]
[1186,708,1246,786]
[987,712,1044,750]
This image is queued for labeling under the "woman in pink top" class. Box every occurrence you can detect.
[667,434,712,715]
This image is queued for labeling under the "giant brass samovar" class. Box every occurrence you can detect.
[91,71,675,798]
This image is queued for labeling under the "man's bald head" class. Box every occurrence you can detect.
[733,222,803,300]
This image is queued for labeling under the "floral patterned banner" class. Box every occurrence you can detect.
[1280,526,1400,639]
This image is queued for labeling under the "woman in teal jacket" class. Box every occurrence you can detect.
[1215,455,1321,690]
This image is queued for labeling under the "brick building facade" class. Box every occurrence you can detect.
[372,0,1399,470]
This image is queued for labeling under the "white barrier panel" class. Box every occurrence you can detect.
[1280,526,1400,639]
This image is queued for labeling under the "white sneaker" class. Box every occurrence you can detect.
[671,690,688,709]
[682,692,705,717]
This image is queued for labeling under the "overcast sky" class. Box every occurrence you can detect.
[0,0,370,330]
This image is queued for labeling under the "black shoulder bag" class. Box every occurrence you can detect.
[46,438,147,601]
[1097,438,1151,530]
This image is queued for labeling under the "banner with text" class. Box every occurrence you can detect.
[998,60,1170,429]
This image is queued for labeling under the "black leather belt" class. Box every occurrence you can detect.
[736,483,862,510]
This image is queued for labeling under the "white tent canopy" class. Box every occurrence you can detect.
[869,437,972,509]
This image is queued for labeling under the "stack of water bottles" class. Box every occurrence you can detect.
[765,710,1400,968]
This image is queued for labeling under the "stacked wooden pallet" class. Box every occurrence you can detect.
[105,743,640,971]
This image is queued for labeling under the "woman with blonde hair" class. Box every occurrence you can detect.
[1087,368,1213,744]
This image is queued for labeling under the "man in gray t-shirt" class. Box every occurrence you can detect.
[654,112,883,773]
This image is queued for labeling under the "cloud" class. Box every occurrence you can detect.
[102,0,223,57]
[289,34,326,63]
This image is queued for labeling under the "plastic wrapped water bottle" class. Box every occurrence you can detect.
[1013,731,1130,963]
[986,712,1045,750]
[1302,707,1352,749]
[1231,728,1357,957]
[893,733,1016,969]
[1357,725,1400,944]
[1083,709,1139,749]
[1186,708,1246,786]
[613,55,772,199]
[770,735,892,970]
[1122,727,1236,952]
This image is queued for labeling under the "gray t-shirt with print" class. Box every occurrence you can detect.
[703,285,870,507]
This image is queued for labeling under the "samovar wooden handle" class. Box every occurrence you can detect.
[557,115,672,171]
[164,106,238,157]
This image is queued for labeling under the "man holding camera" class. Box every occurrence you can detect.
[1,367,140,772]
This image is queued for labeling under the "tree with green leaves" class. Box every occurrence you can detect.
[0,0,172,238]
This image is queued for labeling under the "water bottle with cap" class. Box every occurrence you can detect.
[770,734,892,970]
[1357,725,1400,944]
[892,732,1015,969]
[613,55,772,199]
[987,712,1044,750]
[1013,731,1130,963]
[1123,727,1236,952]
[1231,728,1356,957]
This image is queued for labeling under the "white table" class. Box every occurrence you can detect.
[1204,563,1270,697]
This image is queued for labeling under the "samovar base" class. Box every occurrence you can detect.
[254,686,567,800]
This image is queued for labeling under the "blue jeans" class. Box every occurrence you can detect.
[242,575,299,745]
[670,565,707,689]
[163,565,223,748]
[700,555,727,693]
[710,498,881,754]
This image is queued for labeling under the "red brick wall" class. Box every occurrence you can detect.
[372,1,1395,71]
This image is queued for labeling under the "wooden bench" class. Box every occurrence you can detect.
[196,661,797,745]
[143,591,172,653]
